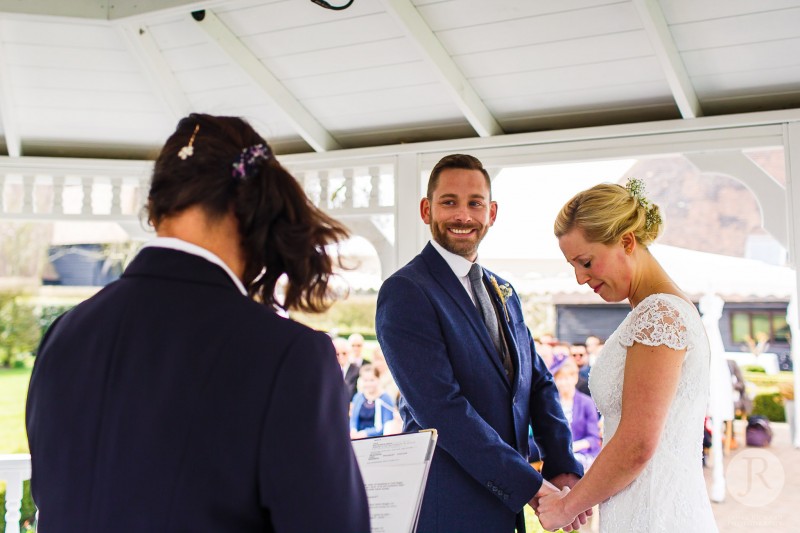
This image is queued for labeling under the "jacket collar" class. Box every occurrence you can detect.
[141,237,247,295]
[123,246,246,296]
[421,243,511,386]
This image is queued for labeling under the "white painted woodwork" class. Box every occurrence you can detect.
[685,151,787,247]
[195,9,340,152]
[0,454,31,533]
[633,0,702,119]
[784,121,800,448]
[0,33,20,156]
[116,23,192,121]
[379,0,503,137]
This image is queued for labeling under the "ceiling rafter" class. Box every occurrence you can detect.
[194,9,341,153]
[378,0,503,138]
[0,34,21,156]
[115,22,192,122]
[633,0,702,119]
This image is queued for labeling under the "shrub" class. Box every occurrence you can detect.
[751,391,786,422]
[0,292,40,368]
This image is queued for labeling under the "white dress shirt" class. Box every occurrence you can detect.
[141,237,248,296]
[429,239,479,306]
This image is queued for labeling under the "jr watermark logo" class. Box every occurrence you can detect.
[727,448,785,506]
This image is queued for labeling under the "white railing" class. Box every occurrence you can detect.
[0,454,32,533]
[0,156,397,222]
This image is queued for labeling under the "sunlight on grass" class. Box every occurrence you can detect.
[0,367,32,453]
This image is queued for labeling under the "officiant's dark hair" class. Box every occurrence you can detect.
[554,183,663,246]
[427,154,492,199]
[146,113,349,313]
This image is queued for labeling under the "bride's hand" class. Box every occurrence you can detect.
[538,487,586,532]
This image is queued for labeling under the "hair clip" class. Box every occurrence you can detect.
[178,124,200,160]
[232,143,271,180]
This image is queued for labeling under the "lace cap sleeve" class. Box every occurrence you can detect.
[619,295,689,351]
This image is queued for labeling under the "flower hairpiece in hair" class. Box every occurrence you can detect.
[177,124,199,160]
[232,143,271,180]
[624,177,662,230]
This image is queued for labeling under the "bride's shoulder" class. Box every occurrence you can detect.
[621,294,692,349]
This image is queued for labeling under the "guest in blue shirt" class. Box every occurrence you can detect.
[350,364,395,438]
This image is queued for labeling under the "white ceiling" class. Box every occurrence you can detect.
[0,0,799,159]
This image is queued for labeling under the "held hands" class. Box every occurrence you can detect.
[532,474,590,532]
[537,487,588,532]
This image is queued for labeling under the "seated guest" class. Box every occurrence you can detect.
[334,336,359,400]
[350,364,396,438]
[25,114,369,532]
[550,354,601,469]
[570,342,592,396]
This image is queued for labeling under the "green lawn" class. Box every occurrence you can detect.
[0,367,31,454]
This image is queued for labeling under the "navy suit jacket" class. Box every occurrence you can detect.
[26,247,370,533]
[376,243,581,533]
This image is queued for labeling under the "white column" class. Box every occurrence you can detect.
[393,152,425,274]
[700,293,731,502]
[0,454,32,533]
[784,122,800,448]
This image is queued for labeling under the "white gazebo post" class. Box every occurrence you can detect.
[787,293,799,447]
[700,292,733,502]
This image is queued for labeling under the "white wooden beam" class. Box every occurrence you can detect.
[0,34,21,156]
[194,10,340,153]
[115,23,192,122]
[379,0,503,138]
[633,0,702,119]
[686,151,787,247]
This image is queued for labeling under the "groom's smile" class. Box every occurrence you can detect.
[421,167,497,261]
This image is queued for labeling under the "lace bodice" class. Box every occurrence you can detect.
[588,294,718,532]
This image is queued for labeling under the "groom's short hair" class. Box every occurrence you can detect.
[427,154,491,199]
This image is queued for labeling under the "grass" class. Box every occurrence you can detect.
[0,366,31,454]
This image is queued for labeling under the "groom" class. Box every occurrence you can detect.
[376,154,585,532]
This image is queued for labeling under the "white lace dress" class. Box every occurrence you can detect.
[589,294,718,532]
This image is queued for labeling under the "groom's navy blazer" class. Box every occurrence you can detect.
[26,247,370,533]
[376,243,581,533]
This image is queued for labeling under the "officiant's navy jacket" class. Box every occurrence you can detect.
[26,247,370,533]
[376,243,582,533]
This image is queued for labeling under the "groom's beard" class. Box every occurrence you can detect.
[430,221,489,259]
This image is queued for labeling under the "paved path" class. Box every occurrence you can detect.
[704,420,799,532]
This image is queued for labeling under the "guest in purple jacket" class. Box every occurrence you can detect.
[550,354,601,469]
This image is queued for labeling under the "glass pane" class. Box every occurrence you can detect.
[772,314,790,343]
[731,313,750,343]
[751,313,771,344]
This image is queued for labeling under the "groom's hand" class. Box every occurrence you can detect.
[549,472,580,490]
[543,473,592,529]
[549,472,592,519]
[528,479,559,511]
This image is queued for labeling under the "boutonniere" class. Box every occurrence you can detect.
[489,275,513,322]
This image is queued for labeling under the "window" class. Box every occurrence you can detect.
[730,310,790,344]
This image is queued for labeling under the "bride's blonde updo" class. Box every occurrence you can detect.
[554,179,663,246]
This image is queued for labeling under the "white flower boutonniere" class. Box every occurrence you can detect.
[489,275,513,322]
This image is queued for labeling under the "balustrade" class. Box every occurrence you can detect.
[0,454,32,533]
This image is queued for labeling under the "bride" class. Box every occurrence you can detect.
[537,179,718,532]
